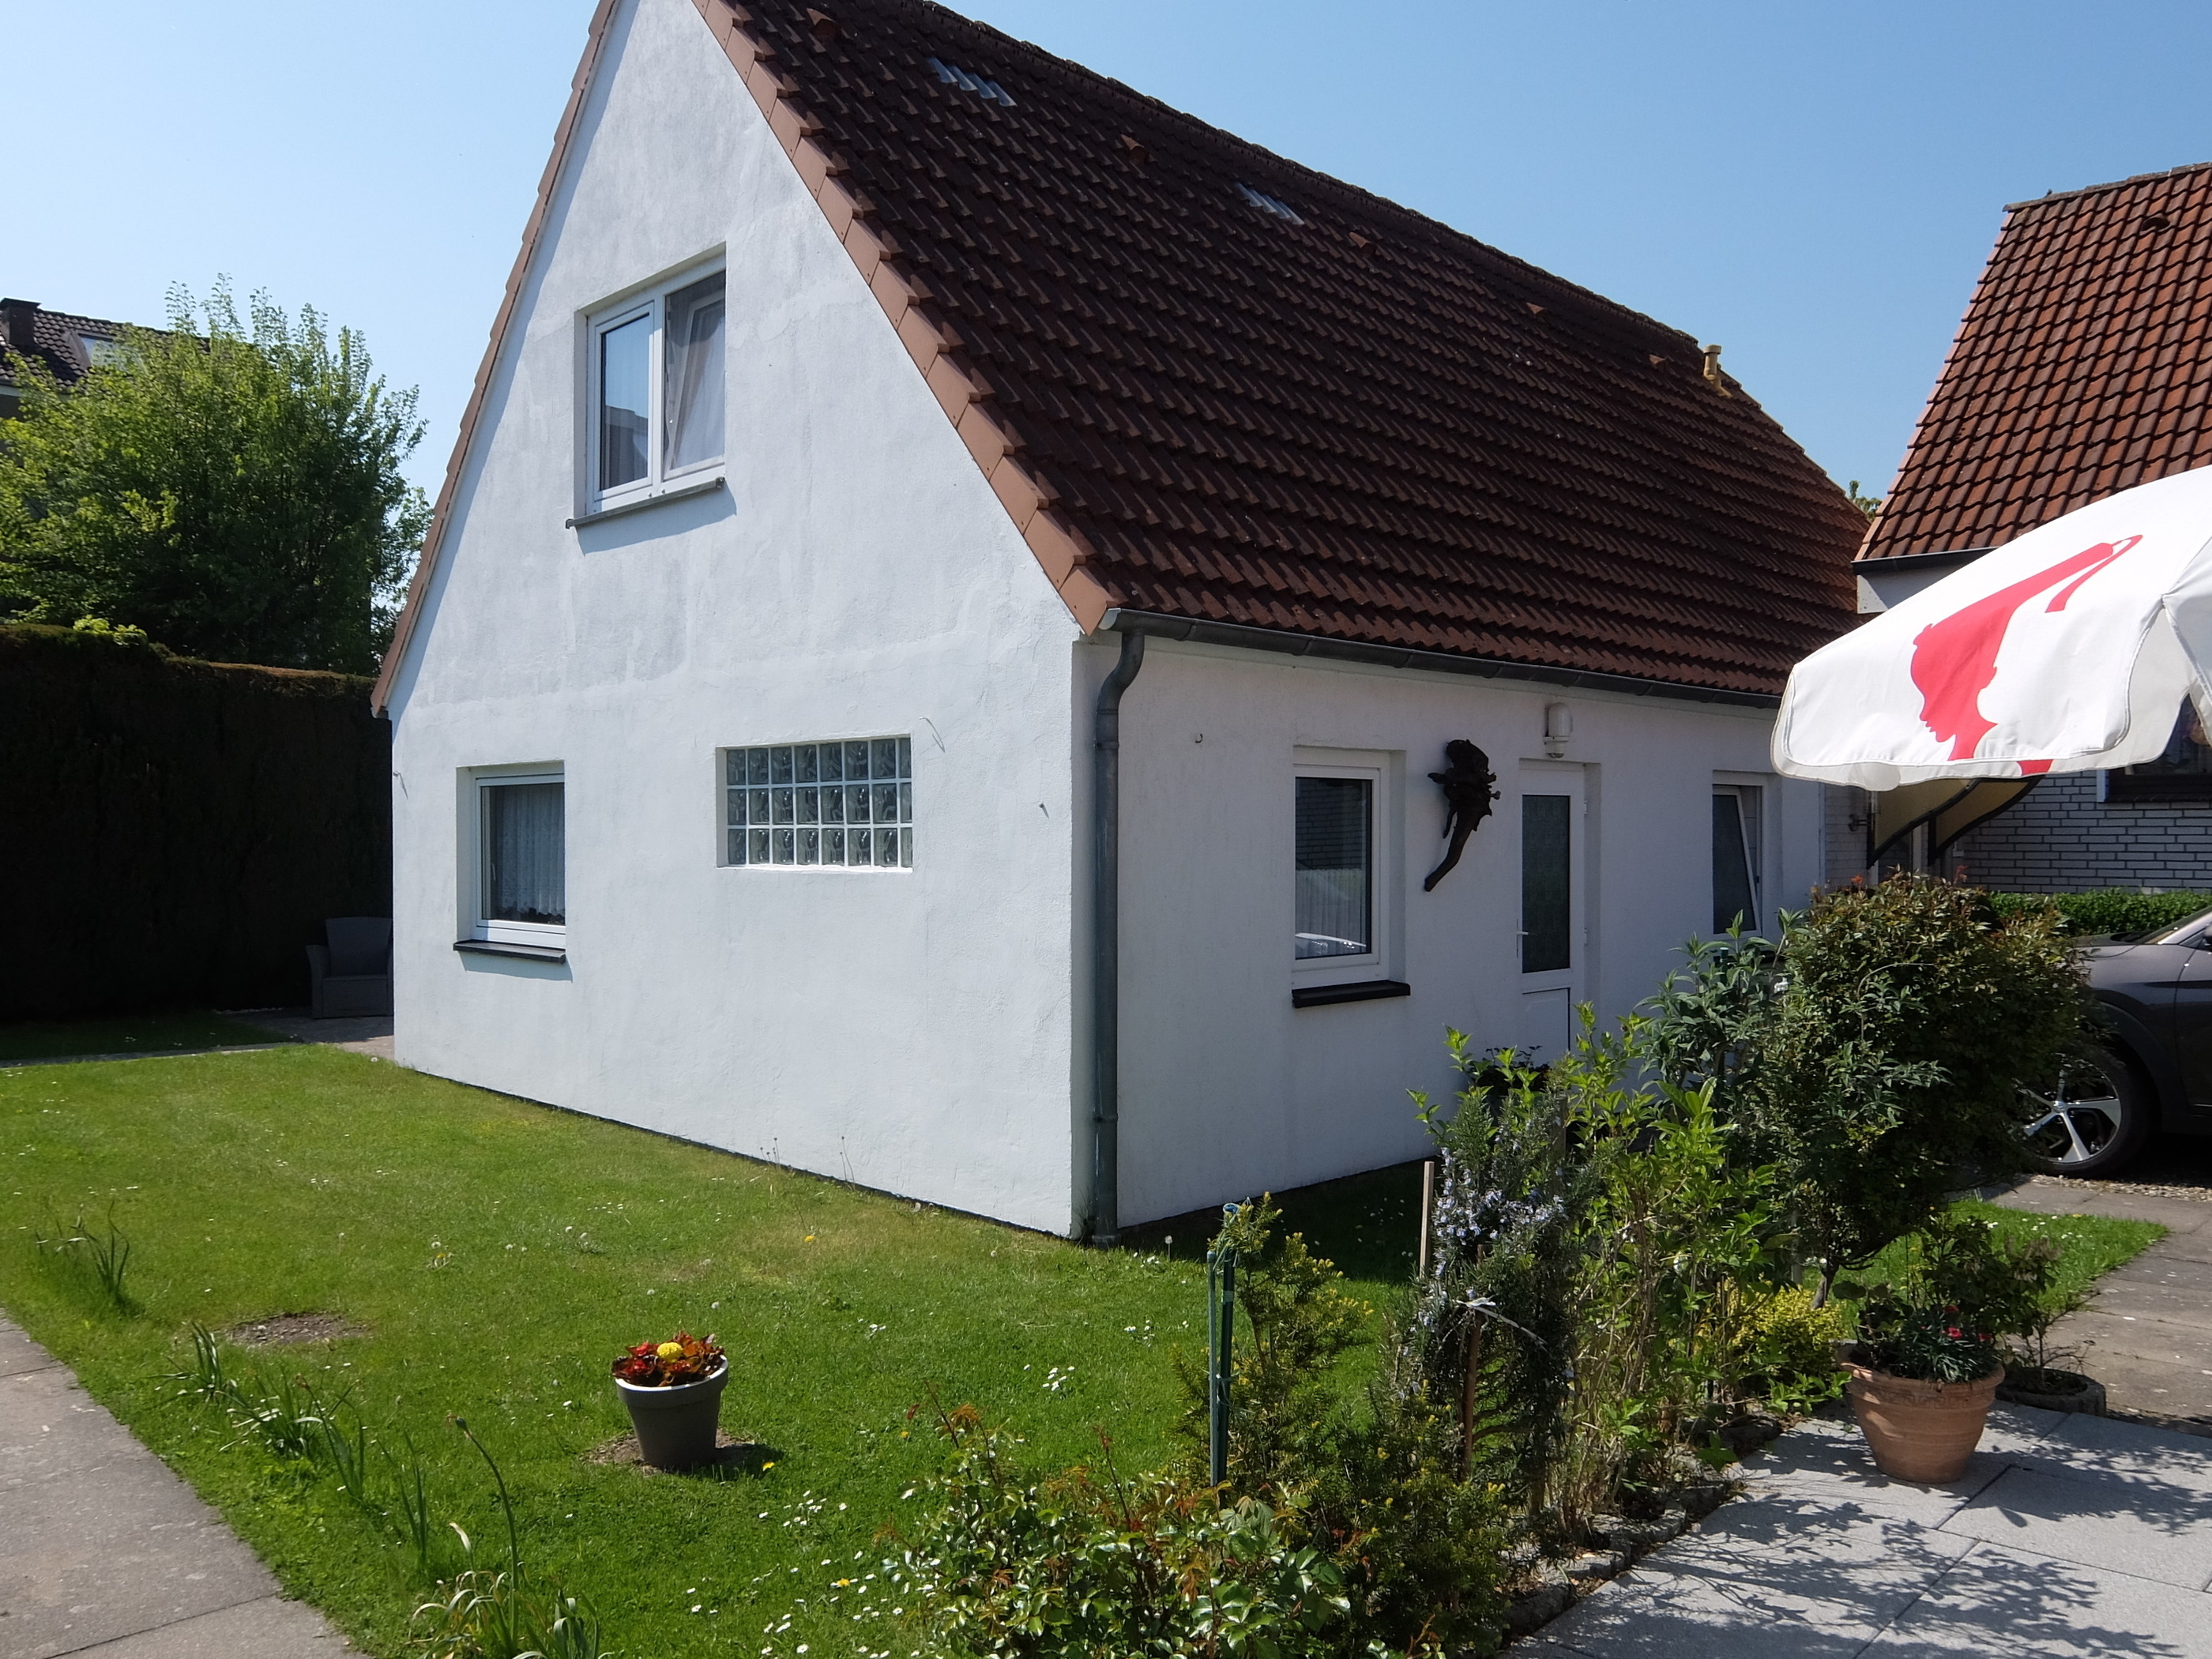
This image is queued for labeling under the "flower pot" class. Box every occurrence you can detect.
[1845,1359,2004,1484]
[1996,1367,2107,1416]
[613,1358,728,1469]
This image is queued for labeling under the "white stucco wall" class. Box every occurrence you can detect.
[383,0,1085,1232]
[1101,640,1823,1226]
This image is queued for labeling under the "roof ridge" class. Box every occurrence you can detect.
[2004,157,2212,215]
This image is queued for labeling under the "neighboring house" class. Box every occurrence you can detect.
[0,299,132,419]
[372,0,1864,1236]
[1856,164,2212,892]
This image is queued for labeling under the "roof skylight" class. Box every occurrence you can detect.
[925,57,1015,107]
[1238,183,1304,225]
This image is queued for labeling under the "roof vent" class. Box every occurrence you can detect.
[1119,134,1152,164]
[1702,343,1732,397]
[1237,183,1304,225]
[807,9,840,40]
[925,57,1014,107]
[2142,211,2175,232]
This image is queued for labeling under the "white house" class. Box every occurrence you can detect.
[373,0,1866,1238]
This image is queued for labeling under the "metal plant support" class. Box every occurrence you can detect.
[1206,1203,1240,1489]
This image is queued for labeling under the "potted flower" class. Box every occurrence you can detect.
[611,1330,728,1469]
[1842,1217,2050,1484]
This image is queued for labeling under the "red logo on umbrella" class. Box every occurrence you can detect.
[1910,535,2142,769]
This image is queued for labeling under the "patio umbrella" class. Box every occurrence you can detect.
[1774,464,2212,790]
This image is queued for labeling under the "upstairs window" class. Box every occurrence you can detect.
[588,266,725,508]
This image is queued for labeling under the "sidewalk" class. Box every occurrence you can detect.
[0,1318,351,1659]
[1527,1404,2212,1655]
[1995,1176,2212,1431]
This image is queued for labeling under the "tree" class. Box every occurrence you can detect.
[0,283,430,673]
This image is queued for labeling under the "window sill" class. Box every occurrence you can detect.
[454,938,567,963]
[1292,979,1411,1009]
[566,474,724,529]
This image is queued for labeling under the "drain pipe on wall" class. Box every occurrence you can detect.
[1089,625,1146,1246]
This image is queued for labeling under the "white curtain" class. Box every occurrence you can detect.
[486,783,565,924]
[664,273,726,474]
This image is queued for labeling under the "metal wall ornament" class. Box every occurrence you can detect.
[1422,739,1500,891]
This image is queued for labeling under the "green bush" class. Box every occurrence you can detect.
[1987,889,2212,939]
[1739,1286,1849,1414]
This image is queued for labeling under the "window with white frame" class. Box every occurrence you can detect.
[588,265,725,507]
[472,770,566,943]
[1712,783,1764,934]
[1292,749,1397,988]
[724,737,913,869]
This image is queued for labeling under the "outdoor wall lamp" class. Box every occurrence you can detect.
[1543,702,1574,759]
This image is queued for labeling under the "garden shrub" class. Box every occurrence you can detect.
[1657,878,2088,1294]
[1737,1286,1850,1415]
[1845,1211,2062,1385]
[1987,889,2212,939]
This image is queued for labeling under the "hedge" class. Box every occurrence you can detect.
[1986,888,2212,939]
[0,625,389,1019]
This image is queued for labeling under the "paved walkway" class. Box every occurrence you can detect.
[228,1010,394,1063]
[0,1319,350,1659]
[1995,1177,2212,1431]
[1528,1403,2212,1655]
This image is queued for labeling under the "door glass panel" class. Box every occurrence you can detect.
[1522,794,1571,973]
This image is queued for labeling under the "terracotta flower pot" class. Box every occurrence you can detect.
[1845,1359,2004,1484]
[613,1358,729,1469]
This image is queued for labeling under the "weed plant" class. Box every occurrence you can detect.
[33,1200,135,1311]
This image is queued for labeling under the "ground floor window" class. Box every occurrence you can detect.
[1712,784,1762,933]
[724,738,913,868]
[1295,774,1373,958]
[472,769,565,945]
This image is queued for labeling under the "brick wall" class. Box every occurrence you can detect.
[1823,783,1869,888]
[1953,772,2212,892]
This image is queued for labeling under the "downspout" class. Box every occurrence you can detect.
[1089,626,1146,1245]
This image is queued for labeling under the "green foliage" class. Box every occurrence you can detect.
[0,281,429,672]
[412,1570,611,1659]
[1986,889,2212,939]
[888,1403,1349,1658]
[1847,480,1883,518]
[32,1200,136,1311]
[1738,1287,1849,1415]
[1174,1195,1368,1496]
[1660,879,2088,1285]
[1848,1212,2060,1384]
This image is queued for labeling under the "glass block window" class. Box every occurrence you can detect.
[725,737,913,869]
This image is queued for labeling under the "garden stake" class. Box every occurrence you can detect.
[1206,1203,1239,1491]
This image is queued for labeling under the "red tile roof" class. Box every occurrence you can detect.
[377,0,1864,708]
[1862,161,2212,564]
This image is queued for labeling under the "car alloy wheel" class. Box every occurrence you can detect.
[2022,1050,2148,1176]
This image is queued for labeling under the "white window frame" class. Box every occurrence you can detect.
[464,765,566,947]
[582,259,726,514]
[1714,774,1770,935]
[1292,747,1401,991]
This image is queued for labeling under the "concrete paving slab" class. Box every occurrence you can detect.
[1,1366,162,1488]
[0,1324,56,1380]
[1940,1463,2212,1588]
[1527,1498,1975,1657]
[55,1596,354,1658]
[2042,1411,2212,1492]
[1863,1540,2212,1657]
[1731,1416,2018,1529]
[2083,1273,2212,1333]
[0,1318,349,1659]
[1996,1183,2211,1234]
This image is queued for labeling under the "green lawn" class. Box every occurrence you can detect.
[0,1044,1407,1657]
[0,1009,284,1063]
[1854,1198,2165,1312]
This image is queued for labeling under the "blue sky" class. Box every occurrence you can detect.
[16,1,2212,502]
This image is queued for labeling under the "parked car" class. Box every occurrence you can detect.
[2028,907,2212,1176]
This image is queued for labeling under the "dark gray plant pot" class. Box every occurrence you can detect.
[613,1360,729,1469]
[1996,1369,2106,1416]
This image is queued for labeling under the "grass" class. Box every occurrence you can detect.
[0,1042,1412,1658]
[1,1040,2169,1658]
[1856,1198,2165,1310]
[0,1009,283,1063]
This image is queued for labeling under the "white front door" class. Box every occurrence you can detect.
[1518,764,1586,1064]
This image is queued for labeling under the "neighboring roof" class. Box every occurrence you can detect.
[378,0,1864,709]
[0,299,135,391]
[1862,161,2212,565]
